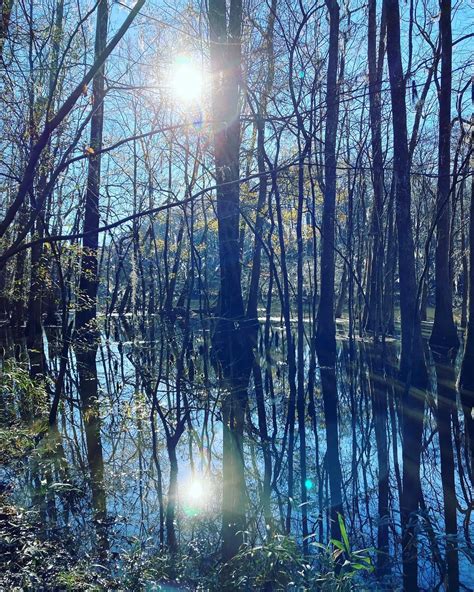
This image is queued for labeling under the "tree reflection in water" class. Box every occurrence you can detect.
[2,320,473,590]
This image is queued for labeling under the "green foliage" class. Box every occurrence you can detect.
[0,411,374,592]
[309,515,374,591]
[221,533,308,590]
[115,539,221,591]
[221,522,374,591]
[0,496,374,591]
[55,567,107,591]
[0,358,49,422]
[0,424,37,464]
[0,359,49,465]
[0,498,113,591]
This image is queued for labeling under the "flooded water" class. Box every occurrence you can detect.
[1,317,473,590]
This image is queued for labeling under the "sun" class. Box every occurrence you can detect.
[187,479,205,501]
[181,474,211,516]
[168,55,204,104]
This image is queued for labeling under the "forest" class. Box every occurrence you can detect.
[0,0,472,589]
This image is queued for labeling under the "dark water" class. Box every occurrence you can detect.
[1,317,473,590]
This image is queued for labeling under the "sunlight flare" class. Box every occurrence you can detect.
[168,55,204,104]
[181,474,210,516]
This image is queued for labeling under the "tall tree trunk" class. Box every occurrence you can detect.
[245,0,276,532]
[460,181,468,328]
[383,179,396,334]
[458,170,474,481]
[315,0,343,543]
[26,0,64,342]
[296,149,308,552]
[76,0,108,342]
[385,1,428,590]
[430,0,458,350]
[316,0,339,359]
[365,0,386,336]
[335,263,347,318]
[246,0,275,325]
[385,0,427,385]
[208,0,251,563]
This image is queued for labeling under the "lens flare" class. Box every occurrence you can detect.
[181,475,209,517]
[168,55,203,104]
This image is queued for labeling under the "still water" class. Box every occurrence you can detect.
[1,317,473,590]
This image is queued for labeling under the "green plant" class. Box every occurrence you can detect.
[221,533,308,591]
[55,567,105,591]
[221,515,374,591]
[310,514,374,591]
[0,424,36,464]
[0,359,49,421]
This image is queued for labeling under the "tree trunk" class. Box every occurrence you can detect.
[430,0,458,350]
[365,0,386,335]
[166,440,179,552]
[385,0,427,387]
[76,0,108,342]
[335,263,347,318]
[316,0,340,361]
[385,1,428,589]
[458,171,474,481]
[208,0,251,563]
[316,0,343,543]
[296,150,308,551]
[26,0,64,342]
[460,181,468,328]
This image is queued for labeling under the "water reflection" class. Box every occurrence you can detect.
[433,351,459,591]
[1,320,473,590]
[366,343,390,578]
[76,348,108,558]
